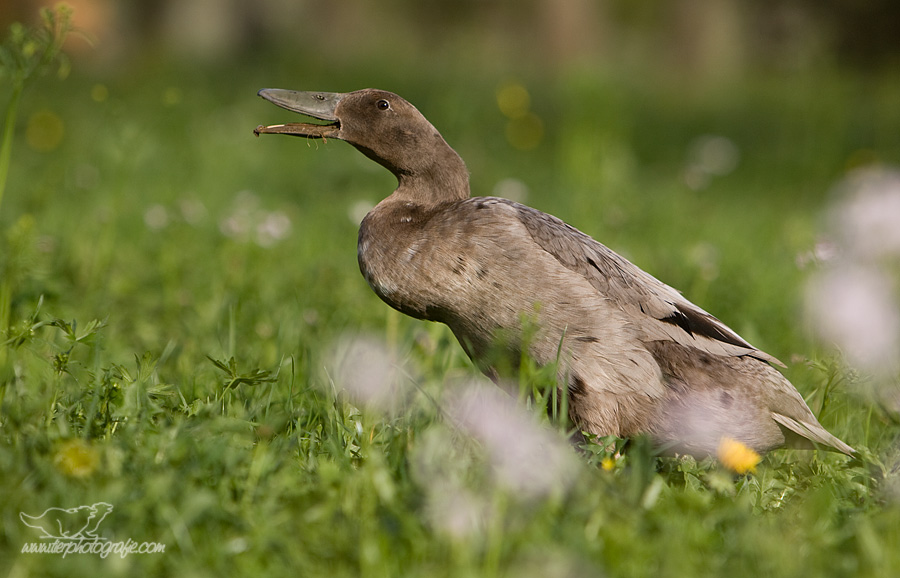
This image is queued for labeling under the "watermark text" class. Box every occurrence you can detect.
[21,537,166,559]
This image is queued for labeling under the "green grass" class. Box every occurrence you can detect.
[2,53,900,577]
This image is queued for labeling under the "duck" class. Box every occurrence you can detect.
[254,87,854,457]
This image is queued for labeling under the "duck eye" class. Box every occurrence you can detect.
[376,99,390,110]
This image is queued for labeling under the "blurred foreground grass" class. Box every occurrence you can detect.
[2,51,900,577]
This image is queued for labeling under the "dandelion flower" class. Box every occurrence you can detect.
[445,382,579,498]
[717,437,761,474]
[329,334,410,411]
[805,167,900,378]
[54,439,99,478]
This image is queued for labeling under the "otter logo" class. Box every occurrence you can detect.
[19,502,114,540]
[18,502,166,559]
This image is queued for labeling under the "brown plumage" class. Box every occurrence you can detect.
[255,87,854,456]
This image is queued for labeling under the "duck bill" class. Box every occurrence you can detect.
[254,89,343,139]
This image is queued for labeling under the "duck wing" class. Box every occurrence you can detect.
[508,199,783,366]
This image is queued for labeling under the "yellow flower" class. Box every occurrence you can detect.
[601,457,616,471]
[54,439,99,478]
[717,437,761,474]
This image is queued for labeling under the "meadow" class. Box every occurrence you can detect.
[2,29,900,577]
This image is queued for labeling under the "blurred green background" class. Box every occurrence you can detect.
[2,0,898,359]
[2,1,900,577]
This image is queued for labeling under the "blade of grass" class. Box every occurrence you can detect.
[0,81,21,214]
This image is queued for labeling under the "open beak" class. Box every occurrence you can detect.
[254,89,343,139]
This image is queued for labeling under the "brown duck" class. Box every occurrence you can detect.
[255,88,853,456]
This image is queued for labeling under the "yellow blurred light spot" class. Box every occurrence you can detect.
[91,83,109,102]
[717,437,761,474]
[163,87,182,106]
[505,113,544,151]
[496,82,531,119]
[22,39,36,59]
[54,439,100,478]
[25,110,65,152]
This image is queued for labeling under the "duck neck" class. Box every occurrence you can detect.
[392,137,470,207]
[395,163,469,206]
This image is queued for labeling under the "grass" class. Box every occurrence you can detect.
[1,49,900,577]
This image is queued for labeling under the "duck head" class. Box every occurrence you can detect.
[255,88,469,202]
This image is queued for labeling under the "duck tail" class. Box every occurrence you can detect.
[772,413,855,456]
